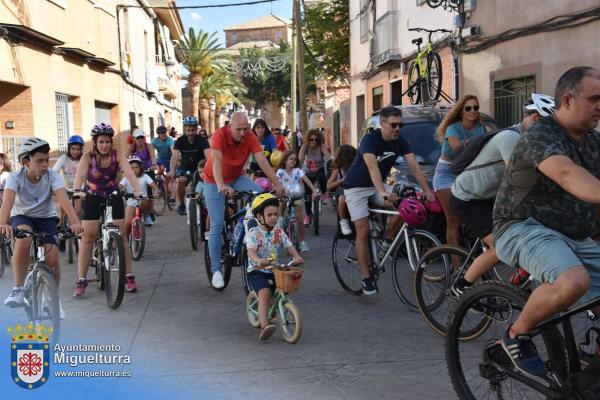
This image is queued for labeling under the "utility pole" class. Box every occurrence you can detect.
[297,0,308,138]
[291,0,298,150]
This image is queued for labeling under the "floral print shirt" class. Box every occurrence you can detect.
[244,225,293,273]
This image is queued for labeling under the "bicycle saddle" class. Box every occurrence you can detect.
[411,38,423,46]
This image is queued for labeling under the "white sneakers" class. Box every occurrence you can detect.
[212,271,225,289]
[4,286,25,307]
[340,219,352,235]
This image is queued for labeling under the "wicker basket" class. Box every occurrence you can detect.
[272,266,304,293]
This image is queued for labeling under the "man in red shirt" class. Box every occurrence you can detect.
[204,112,283,289]
[272,127,289,151]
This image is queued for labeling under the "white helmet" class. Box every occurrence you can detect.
[525,93,555,117]
[128,155,143,164]
[17,137,50,162]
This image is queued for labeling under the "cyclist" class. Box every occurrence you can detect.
[299,129,330,226]
[0,152,13,205]
[343,105,435,295]
[151,125,175,207]
[120,155,159,231]
[248,118,277,180]
[327,145,358,236]
[272,127,289,151]
[450,94,555,295]
[276,150,318,252]
[73,123,141,296]
[433,95,485,253]
[129,129,157,225]
[204,112,284,289]
[493,67,600,378]
[169,116,210,216]
[0,138,83,315]
[245,193,304,340]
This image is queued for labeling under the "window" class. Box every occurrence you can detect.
[390,80,402,106]
[416,0,427,5]
[0,136,26,169]
[356,94,365,136]
[359,0,371,43]
[372,86,384,113]
[493,75,536,128]
[149,117,155,140]
[55,93,74,155]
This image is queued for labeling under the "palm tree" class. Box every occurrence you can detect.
[198,66,246,131]
[180,28,223,118]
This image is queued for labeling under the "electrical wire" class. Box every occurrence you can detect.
[117,0,277,10]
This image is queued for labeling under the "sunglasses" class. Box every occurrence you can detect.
[464,105,480,112]
[383,121,404,129]
[310,138,319,142]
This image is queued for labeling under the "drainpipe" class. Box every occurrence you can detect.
[453,4,466,101]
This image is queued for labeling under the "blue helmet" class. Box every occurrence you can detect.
[183,116,198,126]
[91,123,114,137]
[68,135,85,146]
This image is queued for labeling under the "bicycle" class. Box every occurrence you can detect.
[153,171,173,215]
[305,169,326,236]
[414,237,532,339]
[60,190,80,264]
[187,190,208,251]
[246,260,304,344]
[0,233,13,278]
[75,191,128,309]
[129,197,146,261]
[279,194,309,248]
[446,280,600,399]
[12,228,74,345]
[331,192,441,309]
[404,27,452,105]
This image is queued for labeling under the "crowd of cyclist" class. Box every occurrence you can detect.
[1,65,599,357]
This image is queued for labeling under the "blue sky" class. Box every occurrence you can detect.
[178,0,293,47]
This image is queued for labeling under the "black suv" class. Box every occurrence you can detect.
[360,105,498,190]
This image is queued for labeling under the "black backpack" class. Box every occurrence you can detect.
[449,127,519,176]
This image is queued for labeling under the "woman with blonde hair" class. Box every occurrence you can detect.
[432,94,485,250]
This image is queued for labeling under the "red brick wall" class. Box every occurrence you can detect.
[0,82,34,137]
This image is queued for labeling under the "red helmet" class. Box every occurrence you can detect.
[399,198,427,227]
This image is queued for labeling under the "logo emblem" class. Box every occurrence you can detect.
[8,323,52,389]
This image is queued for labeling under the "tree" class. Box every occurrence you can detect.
[197,67,246,131]
[179,28,224,118]
[303,0,350,83]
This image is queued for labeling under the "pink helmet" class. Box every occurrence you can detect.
[417,193,443,214]
[399,198,427,227]
[255,177,272,192]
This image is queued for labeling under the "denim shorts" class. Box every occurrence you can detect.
[247,270,276,293]
[432,160,456,191]
[10,215,60,246]
[175,167,194,179]
[495,218,600,305]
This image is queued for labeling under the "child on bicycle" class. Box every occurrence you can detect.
[245,193,303,340]
[120,155,159,227]
[327,145,357,236]
[275,150,317,252]
[0,138,83,314]
[192,159,206,201]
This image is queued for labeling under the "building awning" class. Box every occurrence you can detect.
[59,47,96,59]
[0,23,64,47]
[87,57,115,68]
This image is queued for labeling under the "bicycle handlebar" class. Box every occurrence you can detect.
[263,260,302,270]
[13,227,76,240]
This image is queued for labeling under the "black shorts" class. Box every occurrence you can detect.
[450,194,494,240]
[247,271,276,293]
[82,194,125,221]
[145,169,156,198]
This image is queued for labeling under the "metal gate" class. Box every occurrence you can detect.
[55,93,71,155]
[0,136,26,169]
[493,75,536,129]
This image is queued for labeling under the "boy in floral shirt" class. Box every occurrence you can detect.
[245,193,303,340]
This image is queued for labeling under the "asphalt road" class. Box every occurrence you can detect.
[1,204,456,399]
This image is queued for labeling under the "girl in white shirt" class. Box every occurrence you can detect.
[275,150,317,252]
[119,156,159,231]
[0,153,12,206]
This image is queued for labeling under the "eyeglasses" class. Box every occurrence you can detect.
[135,136,145,139]
[383,121,404,129]
[310,138,319,142]
[464,105,480,112]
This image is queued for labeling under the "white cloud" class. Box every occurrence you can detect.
[190,12,203,21]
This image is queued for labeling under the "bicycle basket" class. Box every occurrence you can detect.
[272,266,304,293]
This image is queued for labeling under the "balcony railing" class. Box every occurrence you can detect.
[372,11,401,67]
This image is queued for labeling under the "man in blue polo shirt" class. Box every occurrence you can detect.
[344,105,435,295]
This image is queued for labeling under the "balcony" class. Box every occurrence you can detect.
[372,11,401,67]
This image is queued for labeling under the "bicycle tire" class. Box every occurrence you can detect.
[414,244,493,339]
[131,220,146,260]
[189,200,199,250]
[166,179,175,211]
[408,62,422,105]
[199,203,207,243]
[313,197,320,236]
[154,181,166,216]
[391,229,441,311]
[0,242,7,277]
[240,249,251,295]
[332,232,363,295]
[446,281,567,399]
[246,291,260,328]
[426,52,443,102]
[33,268,61,345]
[103,231,126,309]
[281,302,302,344]
[204,231,232,291]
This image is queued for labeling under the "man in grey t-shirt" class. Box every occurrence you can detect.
[0,138,82,311]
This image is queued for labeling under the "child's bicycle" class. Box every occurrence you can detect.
[129,197,147,260]
[279,194,308,247]
[245,259,304,344]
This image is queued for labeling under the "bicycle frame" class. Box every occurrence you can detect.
[413,42,434,79]
[368,208,418,269]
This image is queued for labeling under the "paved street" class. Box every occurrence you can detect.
[1,206,455,399]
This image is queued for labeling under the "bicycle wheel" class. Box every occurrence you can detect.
[313,197,320,236]
[189,200,199,250]
[199,204,207,243]
[166,180,175,211]
[331,232,363,295]
[288,219,300,247]
[0,241,7,277]
[130,220,146,260]
[281,302,302,344]
[426,0,444,7]
[246,291,260,328]
[33,269,61,345]
[426,52,443,102]
[204,231,232,291]
[408,62,422,105]
[102,231,126,309]
[240,249,251,295]
[392,229,441,311]
[155,181,167,216]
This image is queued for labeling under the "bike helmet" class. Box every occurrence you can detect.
[255,177,273,192]
[398,198,427,227]
[17,137,50,162]
[525,93,555,117]
[183,116,199,126]
[67,135,85,146]
[91,123,114,137]
[128,155,143,165]
[251,193,279,217]
[156,125,168,134]
[417,193,443,214]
